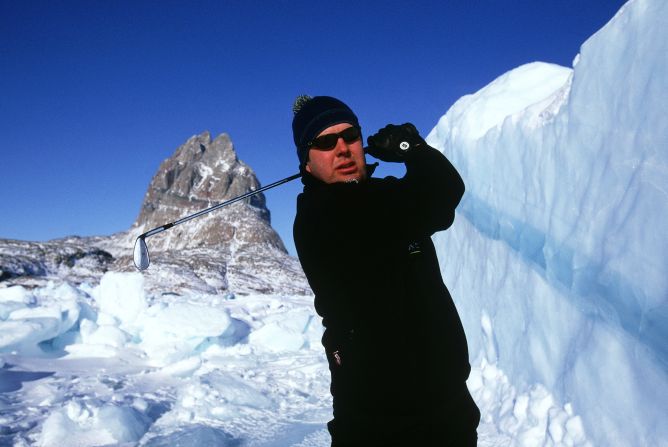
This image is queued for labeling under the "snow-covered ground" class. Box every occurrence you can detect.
[2,0,666,445]
[1,275,331,446]
[0,274,586,446]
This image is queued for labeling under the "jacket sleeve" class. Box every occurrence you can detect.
[384,144,465,238]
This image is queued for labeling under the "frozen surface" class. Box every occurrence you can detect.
[427,0,668,445]
[0,276,332,446]
[0,274,583,446]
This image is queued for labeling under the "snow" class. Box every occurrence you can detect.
[426,0,668,445]
[94,272,146,329]
[0,271,585,446]
[40,402,151,446]
[439,62,572,140]
[1,0,666,445]
[0,276,332,446]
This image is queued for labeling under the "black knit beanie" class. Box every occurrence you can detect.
[292,95,359,166]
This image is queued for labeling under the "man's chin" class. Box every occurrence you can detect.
[337,171,365,183]
[336,166,366,182]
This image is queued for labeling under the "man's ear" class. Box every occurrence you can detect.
[304,162,311,173]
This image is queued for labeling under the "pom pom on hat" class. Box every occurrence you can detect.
[292,94,313,115]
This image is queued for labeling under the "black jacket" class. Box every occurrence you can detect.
[293,145,479,444]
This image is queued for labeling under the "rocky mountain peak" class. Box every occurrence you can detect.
[132,131,284,254]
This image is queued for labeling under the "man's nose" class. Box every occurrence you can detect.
[334,137,351,155]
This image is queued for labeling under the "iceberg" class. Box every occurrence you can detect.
[427,0,668,445]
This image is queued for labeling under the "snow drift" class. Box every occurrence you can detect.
[0,276,329,446]
[427,0,667,445]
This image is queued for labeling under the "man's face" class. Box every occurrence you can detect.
[305,123,367,184]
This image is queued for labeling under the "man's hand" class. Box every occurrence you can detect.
[366,123,425,162]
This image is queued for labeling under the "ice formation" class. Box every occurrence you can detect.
[0,277,330,446]
[427,0,667,444]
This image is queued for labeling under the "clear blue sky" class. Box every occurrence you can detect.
[0,0,626,255]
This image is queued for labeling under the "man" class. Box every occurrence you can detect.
[292,95,480,446]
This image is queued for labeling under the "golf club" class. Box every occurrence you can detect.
[133,172,302,270]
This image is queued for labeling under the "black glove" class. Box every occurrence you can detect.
[365,123,425,162]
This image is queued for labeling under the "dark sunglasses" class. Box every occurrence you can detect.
[307,126,362,150]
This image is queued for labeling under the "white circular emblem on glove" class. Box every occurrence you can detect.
[399,141,410,151]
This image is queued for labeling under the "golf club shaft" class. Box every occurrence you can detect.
[139,172,302,239]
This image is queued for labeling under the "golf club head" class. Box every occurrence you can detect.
[133,237,150,270]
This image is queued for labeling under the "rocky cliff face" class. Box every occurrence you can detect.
[133,131,284,253]
[0,132,309,296]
